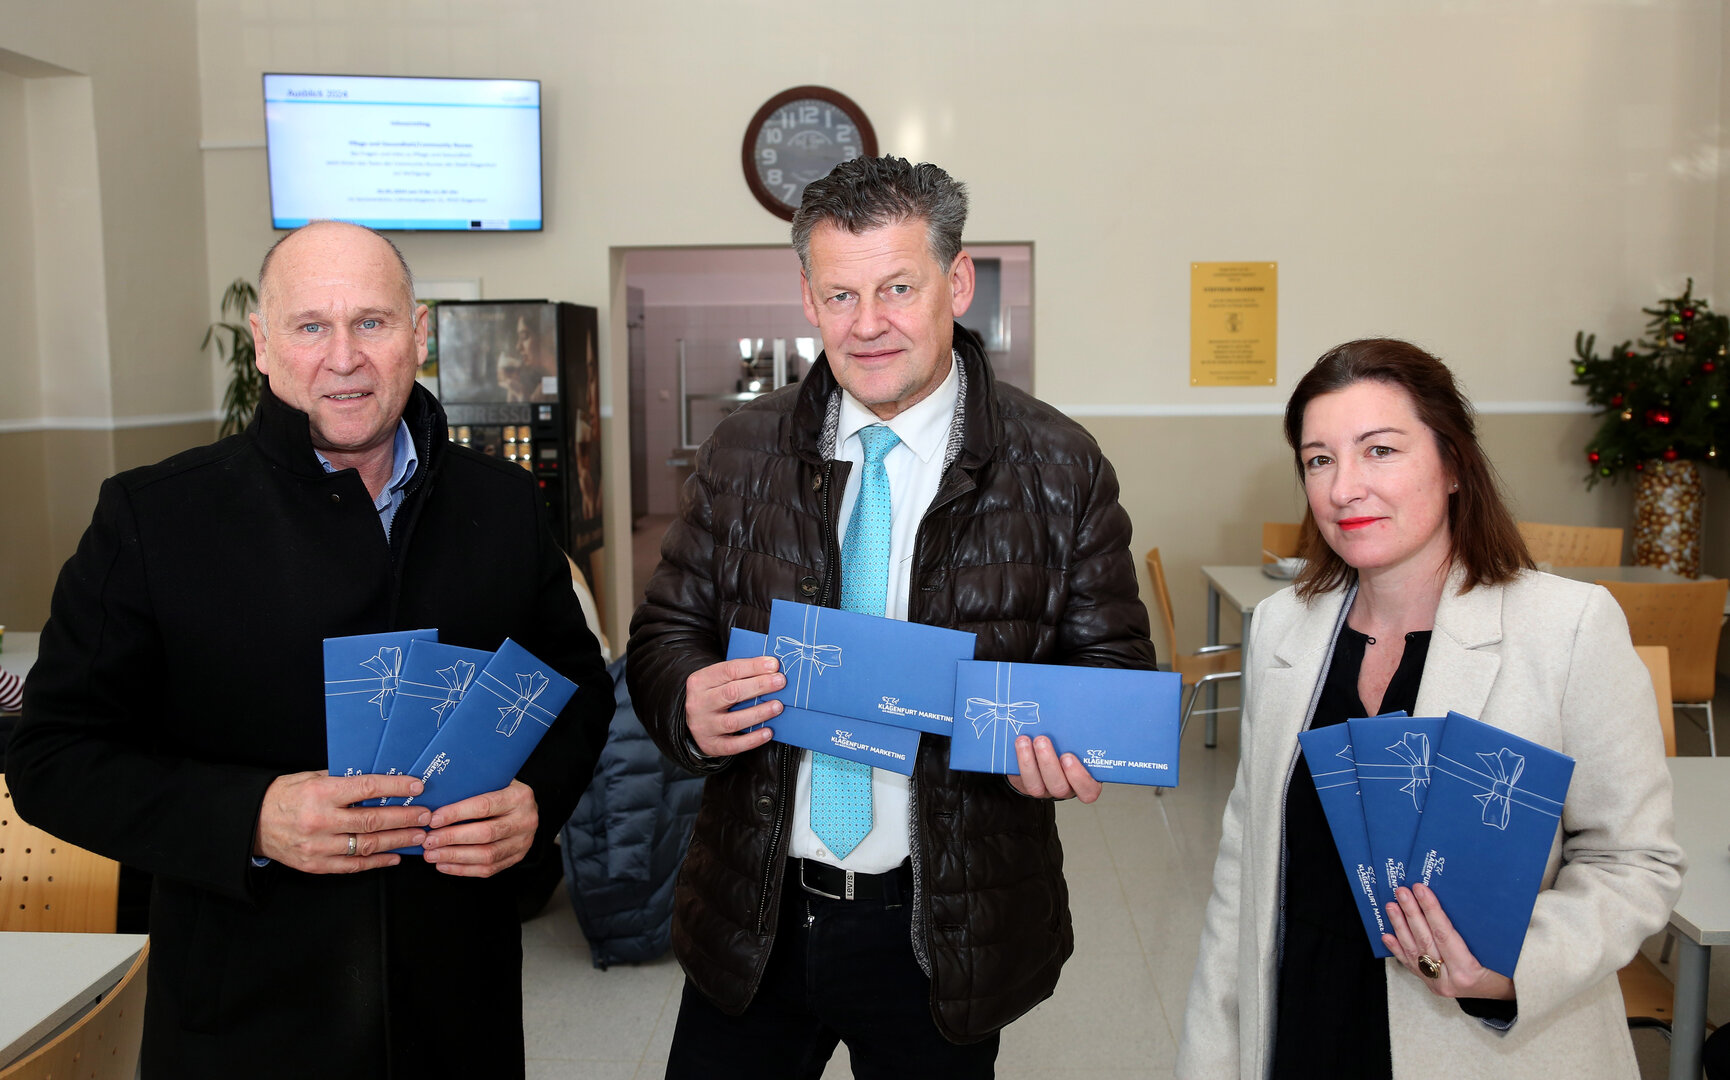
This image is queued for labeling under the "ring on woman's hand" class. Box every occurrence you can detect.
[345,834,358,857]
[1416,953,1443,979]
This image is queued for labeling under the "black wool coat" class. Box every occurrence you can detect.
[628,329,1158,1042]
[9,385,613,1079]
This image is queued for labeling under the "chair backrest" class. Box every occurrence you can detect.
[1596,578,1729,704]
[1632,645,1677,757]
[0,774,120,932]
[1518,521,1624,566]
[1145,548,1179,658]
[0,941,148,1080]
[1262,521,1303,562]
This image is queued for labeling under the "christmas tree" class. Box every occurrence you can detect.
[1572,279,1729,487]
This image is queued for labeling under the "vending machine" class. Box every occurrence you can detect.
[429,300,604,602]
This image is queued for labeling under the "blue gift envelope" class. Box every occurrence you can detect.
[372,641,494,777]
[948,661,1181,787]
[729,626,920,775]
[1348,713,1446,893]
[394,637,578,812]
[761,599,976,735]
[323,629,438,778]
[726,625,771,672]
[1405,711,1574,978]
[1298,724,1394,957]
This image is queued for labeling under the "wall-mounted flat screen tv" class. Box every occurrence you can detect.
[264,73,542,232]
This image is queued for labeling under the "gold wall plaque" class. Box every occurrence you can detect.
[1190,262,1277,386]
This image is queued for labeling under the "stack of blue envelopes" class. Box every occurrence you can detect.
[323,632,578,825]
[1299,710,1574,976]
[727,600,1182,787]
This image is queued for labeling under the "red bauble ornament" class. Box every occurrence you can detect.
[1674,331,1687,343]
[1610,394,1624,407]
[1635,461,1645,471]
[1588,451,1601,463]
[1663,447,1680,462]
[1657,410,1672,425]
[1683,308,1696,320]
[1626,350,1636,359]
[1705,362,1717,373]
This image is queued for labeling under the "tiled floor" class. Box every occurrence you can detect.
[521,677,1730,1078]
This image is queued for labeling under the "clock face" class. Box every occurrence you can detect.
[742,86,878,221]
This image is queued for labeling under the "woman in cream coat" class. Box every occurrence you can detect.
[1177,340,1683,1080]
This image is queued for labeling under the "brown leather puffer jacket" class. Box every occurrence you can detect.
[628,328,1156,1042]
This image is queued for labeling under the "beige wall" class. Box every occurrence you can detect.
[0,432,51,626]
[0,68,40,425]
[2,0,208,421]
[190,1,1729,638]
[2,2,1726,649]
[0,0,210,630]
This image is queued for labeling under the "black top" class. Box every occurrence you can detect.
[1271,625,1432,1080]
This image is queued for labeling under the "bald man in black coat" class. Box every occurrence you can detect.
[9,222,612,1078]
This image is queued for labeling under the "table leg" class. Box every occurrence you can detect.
[1205,584,1221,748]
[1669,934,1709,1080]
[1239,608,1254,734]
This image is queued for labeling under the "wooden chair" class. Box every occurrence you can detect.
[1518,522,1624,567]
[1146,549,1241,765]
[0,774,120,933]
[1618,647,1677,1035]
[1634,645,1677,758]
[0,941,148,1080]
[1261,521,1304,562]
[1595,578,1728,757]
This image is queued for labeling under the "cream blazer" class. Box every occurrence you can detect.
[1176,568,1684,1080]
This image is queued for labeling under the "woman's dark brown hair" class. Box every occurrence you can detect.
[1282,338,1533,600]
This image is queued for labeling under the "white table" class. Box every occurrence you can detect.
[0,932,145,1068]
[1197,564,1723,749]
[1664,758,1730,1080]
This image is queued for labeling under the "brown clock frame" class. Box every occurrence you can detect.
[741,85,879,222]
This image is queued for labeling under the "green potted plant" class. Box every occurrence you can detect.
[1572,279,1728,576]
[203,278,261,437]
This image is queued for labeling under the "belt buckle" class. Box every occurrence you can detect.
[798,860,855,900]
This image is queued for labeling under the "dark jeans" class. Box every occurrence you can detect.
[665,869,1000,1080]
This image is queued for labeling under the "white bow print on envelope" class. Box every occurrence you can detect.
[774,606,842,708]
[969,663,1043,772]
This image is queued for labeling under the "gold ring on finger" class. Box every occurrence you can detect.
[1416,953,1443,980]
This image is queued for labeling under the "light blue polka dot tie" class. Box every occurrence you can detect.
[810,424,900,859]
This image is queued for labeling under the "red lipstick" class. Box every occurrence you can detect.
[1338,517,1380,531]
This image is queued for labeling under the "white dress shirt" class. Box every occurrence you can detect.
[788,354,960,873]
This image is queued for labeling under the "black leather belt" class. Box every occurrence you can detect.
[789,857,911,902]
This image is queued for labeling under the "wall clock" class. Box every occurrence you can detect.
[742,86,878,221]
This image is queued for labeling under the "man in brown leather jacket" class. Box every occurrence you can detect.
[628,156,1156,1079]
